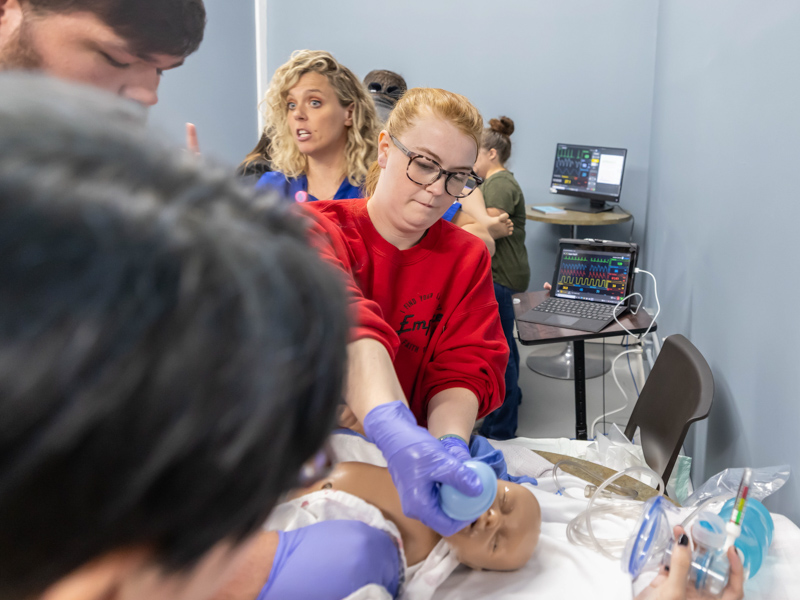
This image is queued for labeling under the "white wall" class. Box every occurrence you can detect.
[645,1,800,523]
[267,0,660,290]
[149,0,258,167]
[150,0,800,524]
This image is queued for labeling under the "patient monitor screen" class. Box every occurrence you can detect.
[555,247,632,304]
[550,144,627,200]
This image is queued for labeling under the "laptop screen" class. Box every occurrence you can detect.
[554,246,633,304]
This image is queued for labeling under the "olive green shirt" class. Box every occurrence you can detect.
[481,170,530,292]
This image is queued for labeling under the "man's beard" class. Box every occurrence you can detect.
[0,20,43,71]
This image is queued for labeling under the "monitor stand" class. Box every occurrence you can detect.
[569,199,615,213]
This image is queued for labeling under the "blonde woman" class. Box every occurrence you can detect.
[303,88,508,539]
[253,50,379,202]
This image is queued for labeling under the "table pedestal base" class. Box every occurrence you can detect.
[525,341,612,380]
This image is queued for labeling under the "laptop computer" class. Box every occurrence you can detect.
[518,238,638,333]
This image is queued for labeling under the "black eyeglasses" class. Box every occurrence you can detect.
[390,134,482,199]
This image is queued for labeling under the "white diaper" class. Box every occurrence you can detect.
[266,489,459,600]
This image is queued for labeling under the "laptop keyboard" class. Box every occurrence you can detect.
[534,298,620,321]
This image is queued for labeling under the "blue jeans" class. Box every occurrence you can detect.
[479,283,522,440]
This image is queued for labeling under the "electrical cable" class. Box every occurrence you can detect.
[611,268,660,341]
[589,269,659,436]
[601,338,606,437]
[625,336,640,397]
[590,348,642,439]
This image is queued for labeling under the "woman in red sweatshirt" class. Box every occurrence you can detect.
[303,87,507,539]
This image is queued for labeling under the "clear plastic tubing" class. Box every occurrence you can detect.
[566,466,665,560]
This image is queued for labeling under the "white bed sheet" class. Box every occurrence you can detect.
[330,432,800,599]
[433,476,800,600]
[436,437,800,600]
[434,479,633,600]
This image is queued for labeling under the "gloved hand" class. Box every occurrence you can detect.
[363,401,482,537]
[440,435,472,463]
[258,520,401,600]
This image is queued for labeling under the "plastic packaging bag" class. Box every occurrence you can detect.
[585,424,693,501]
[683,465,791,507]
[670,455,693,504]
[585,424,646,475]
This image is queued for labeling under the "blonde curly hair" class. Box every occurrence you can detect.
[364,88,483,196]
[262,50,379,187]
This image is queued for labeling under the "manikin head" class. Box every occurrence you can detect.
[447,480,541,571]
[0,0,206,105]
[0,76,349,600]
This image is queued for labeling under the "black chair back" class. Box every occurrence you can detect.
[624,334,714,486]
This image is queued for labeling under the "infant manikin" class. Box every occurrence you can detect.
[209,462,541,600]
[295,461,542,570]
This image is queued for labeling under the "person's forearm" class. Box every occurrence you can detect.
[460,222,495,255]
[459,189,490,224]
[345,337,408,424]
[451,205,496,255]
[426,388,479,442]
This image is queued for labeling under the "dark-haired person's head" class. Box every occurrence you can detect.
[0,0,206,105]
[0,75,348,600]
[363,69,407,124]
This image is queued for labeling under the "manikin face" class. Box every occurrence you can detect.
[372,114,478,236]
[446,481,541,571]
[285,71,353,161]
[0,3,184,106]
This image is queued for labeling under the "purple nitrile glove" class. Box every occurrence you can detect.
[440,435,472,463]
[257,520,401,600]
[362,401,483,537]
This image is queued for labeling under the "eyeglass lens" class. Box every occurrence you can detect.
[407,156,477,198]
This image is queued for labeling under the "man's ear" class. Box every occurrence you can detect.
[377,130,391,168]
[344,103,354,127]
[0,0,24,38]
[39,548,151,600]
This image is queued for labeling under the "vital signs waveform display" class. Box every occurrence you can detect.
[556,251,631,302]
[555,147,591,175]
[558,258,613,288]
[553,146,593,187]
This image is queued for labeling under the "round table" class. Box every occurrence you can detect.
[524,202,633,380]
[525,202,632,238]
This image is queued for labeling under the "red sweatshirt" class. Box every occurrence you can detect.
[303,198,507,426]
